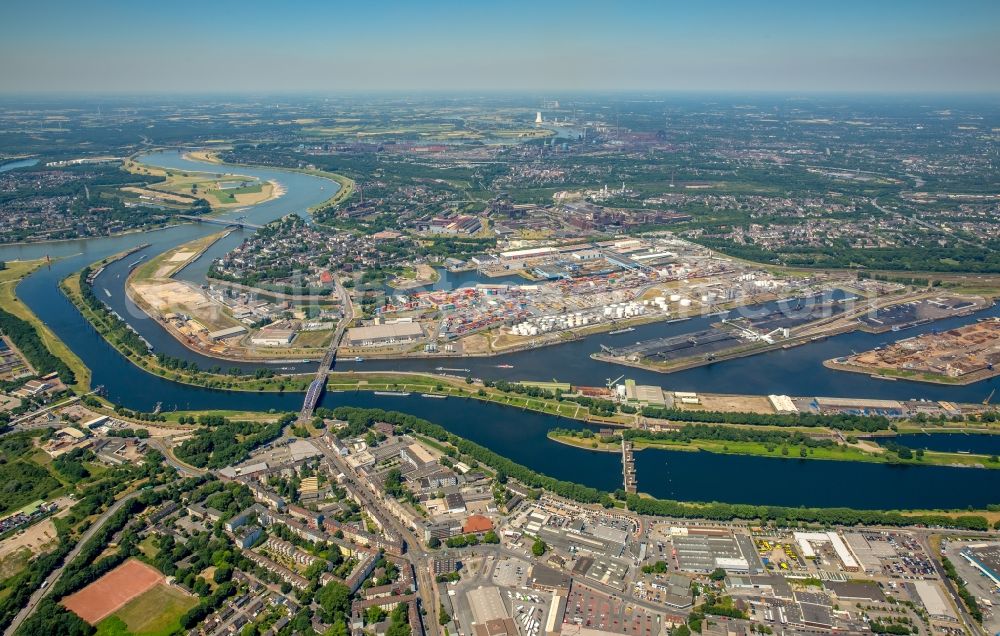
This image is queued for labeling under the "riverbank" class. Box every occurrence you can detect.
[125,234,341,362]
[822,358,976,385]
[547,429,1000,470]
[324,371,635,426]
[125,155,283,210]
[60,260,313,395]
[0,259,90,390]
[184,150,355,216]
[333,406,997,530]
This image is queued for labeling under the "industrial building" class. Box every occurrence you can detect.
[671,529,764,574]
[345,322,423,347]
[810,396,906,417]
[467,586,511,625]
[911,581,957,620]
[961,544,1000,590]
[207,325,248,341]
[250,328,296,346]
[620,380,671,406]
[793,531,860,572]
[767,394,798,414]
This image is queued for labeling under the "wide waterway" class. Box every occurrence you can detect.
[2,150,999,510]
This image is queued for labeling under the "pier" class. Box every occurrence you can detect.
[622,439,637,494]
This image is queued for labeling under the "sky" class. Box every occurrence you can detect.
[2,0,999,93]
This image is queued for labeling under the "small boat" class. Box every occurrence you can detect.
[354,356,364,362]
[103,288,112,298]
[608,327,635,335]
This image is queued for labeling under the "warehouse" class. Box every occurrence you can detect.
[672,531,762,574]
[499,247,558,260]
[250,328,296,346]
[345,322,423,347]
[768,394,798,414]
[961,544,1000,590]
[793,531,860,572]
[810,397,905,417]
[208,325,248,341]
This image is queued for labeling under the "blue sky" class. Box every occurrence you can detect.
[2,0,998,93]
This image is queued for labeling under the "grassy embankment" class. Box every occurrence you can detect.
[181,149,355,215]
[0,259,90,390]
[547,430,1000,470]
[60,257,309,395]
[324,371,634,425]
[123,157,275,209]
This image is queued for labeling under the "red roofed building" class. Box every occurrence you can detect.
[463,514,493,535]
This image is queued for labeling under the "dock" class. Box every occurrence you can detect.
[622,439,637,494]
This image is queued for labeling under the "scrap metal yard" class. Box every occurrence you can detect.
[827,318,1000,385]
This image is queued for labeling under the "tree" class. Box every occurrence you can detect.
[439,604,451,625]
[324,621,349,636]
[367,606,387,625]
[427,536,441,549]
[316,581,352,622]
[384,467,405,498]
[709,568,726,581]
[213,564,233,584]
[532,538,547,557]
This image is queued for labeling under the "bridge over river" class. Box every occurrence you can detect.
[175,214,263,230]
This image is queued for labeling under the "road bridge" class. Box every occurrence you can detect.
[175,214,263,230]
[299,279,353,422]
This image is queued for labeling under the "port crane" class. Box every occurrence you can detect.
[985,388,996,406]
[606,374,625,390]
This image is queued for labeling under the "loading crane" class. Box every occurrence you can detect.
[606,374,625,390]
[985,388,996,406]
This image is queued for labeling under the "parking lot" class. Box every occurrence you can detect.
[492,557,530,589]
[564,584,663,636]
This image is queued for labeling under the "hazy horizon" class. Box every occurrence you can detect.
[2,0,999,94]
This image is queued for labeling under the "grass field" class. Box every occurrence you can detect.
[123,158,273,209]
[0,259,90,389]
[96,583,197,636]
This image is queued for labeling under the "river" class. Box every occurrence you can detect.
[2,150,999,510]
